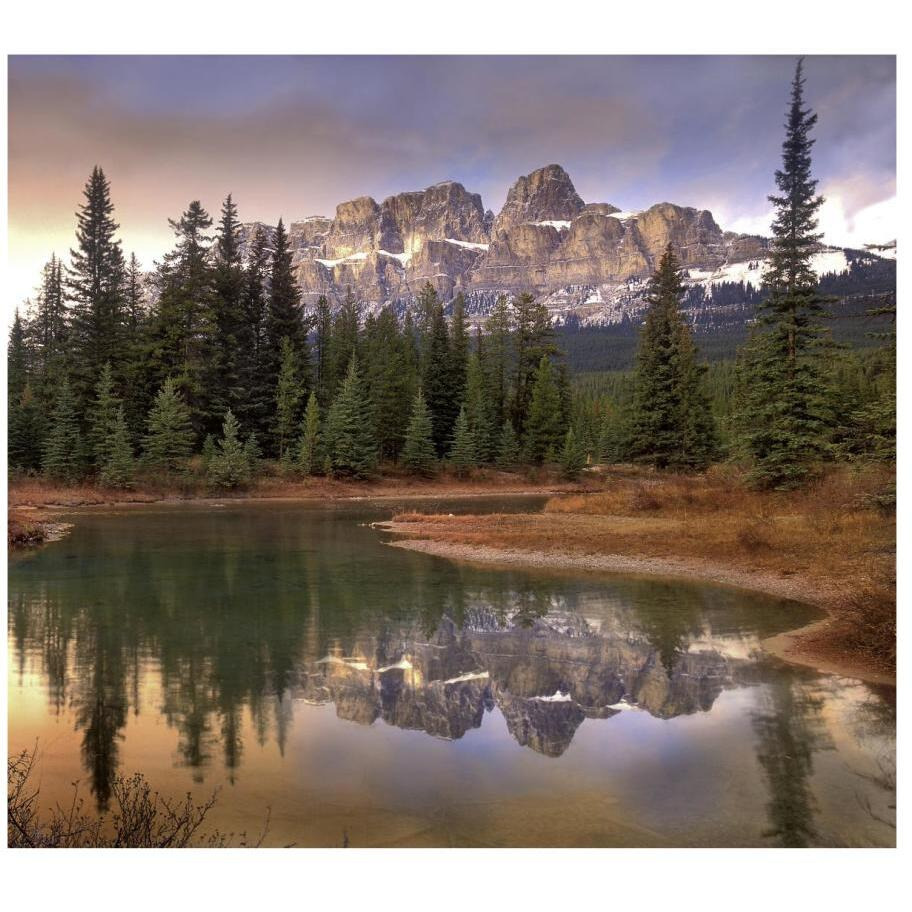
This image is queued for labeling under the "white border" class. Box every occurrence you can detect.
[1,1,906,908]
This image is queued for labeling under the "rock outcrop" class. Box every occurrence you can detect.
[235,162,848,324]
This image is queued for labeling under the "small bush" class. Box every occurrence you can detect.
[831,578,896,669]
[7,748,270,848]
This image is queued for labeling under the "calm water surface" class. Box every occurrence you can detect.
[7,498,896,847]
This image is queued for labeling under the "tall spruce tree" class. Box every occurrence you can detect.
[236,224,272,439]
[33,255,69,396]
[211,194,246,418]
[327,288,359,402]
[68,166,125,403]
[266,218,308,372]
[422,298,459,455]
[401,388,437,477]
[324,356,376,478]
[464,352,497,464]
[147,201,216,435]
[274,337,302,462]
[511,292,554,437]
[733,59,833,488]
[313,295,333,406]
[364,306,416,461]
[483,294,511,435]
[142,378,195,473]
[42,377,82,482]
[449,292,469,405]
[524,355,564,464]
[627,245,715,469]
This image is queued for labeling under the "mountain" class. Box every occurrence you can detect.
[237,163,895,343]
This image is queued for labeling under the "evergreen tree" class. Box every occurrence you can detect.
[41,377,82,482]
[597,409,625,464]
[449,292,469,405]
[296,391,322,476]
[266,219,304,354]
[627,245,715,469]
[733,59,834,488]
[497,419,520,469]
[121,253,149,435]
[99,407,135,488]
[9,384,46,473]
[143,377,194,473]
[422,297,459,455]
[313,294,333,406]
[363,306,416,461]
[147,201,216,435]
[401,388,437,477]
[511,292,554,437]
[524,355,564,463]
[560,426,586,480]
[8,308,29,405]
[327,288,359,402]
[87,362,123,470]
[33,254,69,397]
[679,331,719,469]
[207,409,251,489]
[464,352,497,463]
[68,166,125,402]
[483,294,511,435]
[448,405,476,477]
[274,337,302,462]
[211,194,246,417]
[415,282,439,373]
[324,356,376,478]
[236,224,272,439]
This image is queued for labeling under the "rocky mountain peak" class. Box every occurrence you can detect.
[492,163,586,237]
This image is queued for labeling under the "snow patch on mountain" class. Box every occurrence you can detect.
[445,238,489,251]
[315,251,369,268]
[533,220,572,230]
[378,249,412,266]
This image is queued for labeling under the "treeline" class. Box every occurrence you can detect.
[5,64,896,492]
[7,168,587,486]
[566,60,895,488]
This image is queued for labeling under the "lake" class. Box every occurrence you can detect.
[7,498,896,847]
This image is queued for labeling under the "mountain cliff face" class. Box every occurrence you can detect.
[238,162,887,327]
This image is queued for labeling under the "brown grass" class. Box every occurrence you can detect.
[388,464,896,675]
[8,465,586,511]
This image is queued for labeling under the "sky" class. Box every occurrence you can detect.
[7,55,896,312]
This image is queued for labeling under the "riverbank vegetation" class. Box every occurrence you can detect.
[7,748,268,848]
[386,462,895,676]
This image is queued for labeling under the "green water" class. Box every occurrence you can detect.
[7,498,896,847]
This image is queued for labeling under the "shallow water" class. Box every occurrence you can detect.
[7,498,896,847]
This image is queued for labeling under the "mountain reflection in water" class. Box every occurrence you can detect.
[7,502,896,847]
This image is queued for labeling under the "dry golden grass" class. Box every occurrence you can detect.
[390,464,896,673]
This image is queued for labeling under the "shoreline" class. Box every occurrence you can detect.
[379,529,896,688]
[9,479,894,687]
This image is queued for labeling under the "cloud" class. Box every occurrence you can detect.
[7,55,896,315]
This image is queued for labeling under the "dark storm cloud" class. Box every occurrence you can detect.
[8,55,895,308]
